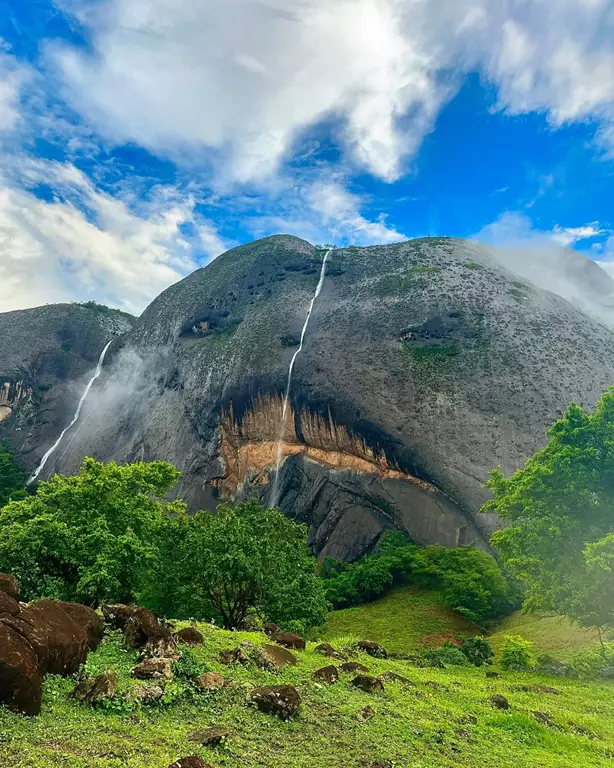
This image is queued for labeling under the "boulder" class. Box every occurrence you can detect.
[72,671,118,705]
[270,631,306,650]
[255,644,298,671]
[56,602,103,650]
[341,661,370,674]
[0,573,19,601]
[168,758,215,768]
[485,671,500,678]
[263,622,279,635]
[489,694,510,710]
[358,705,376,722]
[131,658,173,680]
[314,642,345,660]
[141,635,179,660]
[125,607,171,649]
[196,672,226,691]
[0,591,20,617]
[2,601,88,675]
[532,710,556,727]
[102,603,136,630]
[351,675,384,693]
[219,647,249,665]
[127,683,165,705]
[312,665,339,685]
[357,640,387,659]
[174,627,204,645]
[0,622,43,716]
[251,685,301,719]
[188,726,231,745]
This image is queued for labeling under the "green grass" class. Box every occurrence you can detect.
[464,263,484,270]
[2,616,614,768]
[320,587,475,652]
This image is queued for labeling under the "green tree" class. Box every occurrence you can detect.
[0,440,28,507]
[0,458,182,604]
[484,388,614,642]
[152,499,329,630]
[499,635,535,671]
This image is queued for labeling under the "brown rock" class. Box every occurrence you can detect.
[127,683,165,704]
[270,631,306,650]
[0,574,19,601]
[251,685,301,719]
[379,671,413,685]
[72,671,118,704]
[188,726,231,745]
[196,672,226,691]
[255,644,298,671]
[314,642,336,655]
[512,684,561,695]
[56,602,103,650]
[263,622,279,635]
[351,675,384,693]
[174,627,204,645]
[102,603,136,630]
[2,601,88,675]
[341,661,370,674]
[125,607,171,649]
[142,635,179,660]
[489,694,510,710]
[357,640,387,659]
[532,710,556,727]
[219,647,249,665]
[358,705,376,722]
[312,665,339,685]
[485,671,500,678]
[0,591,20,617]
[167,758,215,768]
[131,658,173,680]
[0,622,43,715]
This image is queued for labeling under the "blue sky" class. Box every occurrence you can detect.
[1,0,614,314]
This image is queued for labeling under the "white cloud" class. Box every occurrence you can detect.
[0,48,27,132]
[551,223,605,247]
[0,159,226,314]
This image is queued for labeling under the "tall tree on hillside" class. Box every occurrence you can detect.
[484,388,614,647]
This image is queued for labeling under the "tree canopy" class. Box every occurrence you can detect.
[0,440,28,507]
[484,388,614,637]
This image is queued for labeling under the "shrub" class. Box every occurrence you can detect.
[421,642,470,667]
[499,635,536,670]
[0,440,28,508]
[571,642,614,679]
[172,647,208,679]
[460,636,494,666]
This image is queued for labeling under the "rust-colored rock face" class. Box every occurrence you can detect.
[270,631,306,650]
[173,627,204,645]
[56,602,103,650]
[0,591,21,617]
[251,684,301,719]
[0,622,43,716]
[0,573,19,601]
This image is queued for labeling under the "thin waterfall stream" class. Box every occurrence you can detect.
[269,249,331,507]
[28,339,113,485]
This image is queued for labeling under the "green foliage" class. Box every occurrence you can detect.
[485,388,614,635]
[572,642,614,678]
[0,440,28,507]
[421,642,470,667]
[151,498,329,630]
[172,647,209,679]
[465,262,484,270]
[500,634,536,670]
[0,458,182,604]
[460,636,494,666]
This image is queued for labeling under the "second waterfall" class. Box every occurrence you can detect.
[269,249,331,507]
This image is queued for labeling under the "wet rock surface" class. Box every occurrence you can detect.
[251,684,301,719]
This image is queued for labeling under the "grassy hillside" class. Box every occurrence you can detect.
[2,616,613,768]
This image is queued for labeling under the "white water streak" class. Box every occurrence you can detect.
[28,340,113,485]
[269,250,330,507]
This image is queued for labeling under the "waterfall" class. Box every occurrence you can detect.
[269,249,330,507]
[28,340,113,485]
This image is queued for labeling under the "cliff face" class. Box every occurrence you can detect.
[4,235,614,560]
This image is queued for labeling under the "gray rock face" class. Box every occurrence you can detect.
[4,235,614,560]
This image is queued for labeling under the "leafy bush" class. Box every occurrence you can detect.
[0,440,28,508]
[421,642,470,667]
[460,636,494,666]
[172,647,208,679]
[571,642,614,679]
[499,635,536,670]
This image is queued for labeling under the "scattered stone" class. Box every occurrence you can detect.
[312,665,339,685]
[0,621,43,715]
[0,573,19,601]
[351,675,384,693]
[188,726,231,746]
[56,602,104,651]
[174,627,204,645]
[511,684,561,695]
[72,671,118,705]
[127,683,165,705]
[167,758,215,768]
[314,642,345,660]
[459,714,478,725]
[358,705,376,722]
[255,644,298,671]
[485,671,500,678]
[251,685,301,719]
[125,607,171,650]
[532,711,556,727]
[341,661,370,674]
[196,672,226,691]
[142,635,179,660]
[263,622,279,635]
[101,603,136,630]
[131,658,173,680]
[219,647,249,665]
[379,671,413,685]
[0,590,20,617]
[489,694,510,710]
[357,640,388,659]
[270,631,306,650]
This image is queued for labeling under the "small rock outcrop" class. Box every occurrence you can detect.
[0,622,43,716]
[0,573,19,601]
[312,665,339,685]
[314,642,345,660]
[379,672,413,685]
[358,705,376,722]
[174,627,204,645]
[131,658,173,680]
[167,758,215,768]
[72,671,118,705]
[254,644,298,671]
[125,607,172,650]
[270,631,306,650]
[351,675,385,693]
[0,591,21,617]
[219,647,249,665]
[188,726,231,745]
[341,661,370,674]
[102,603,136,630]
[196,672,226,691]
[357,640,388,659]
[263,622,279,635]
[251,685,301,719]
[127,683,165,705]
[56,602,104,650]
[489,694,510,710]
